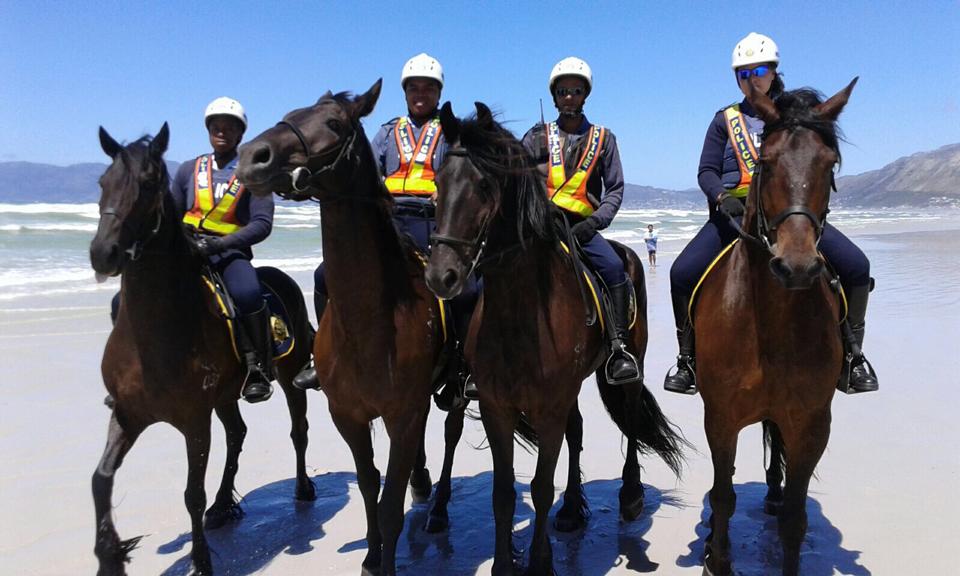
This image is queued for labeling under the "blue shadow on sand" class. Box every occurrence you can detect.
[676,481,870,575]
[378,472,681,575]
[157,471,352,576]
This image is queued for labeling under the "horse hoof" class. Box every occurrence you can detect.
[424,511,449,533]
[553,511,586,533]
[296,478,317,502]
[203,502,244,530]
[409,469,432,504]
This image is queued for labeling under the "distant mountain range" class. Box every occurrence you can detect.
[2,144,958,208]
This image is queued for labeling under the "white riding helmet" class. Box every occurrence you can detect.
[731,32,780,69]
[204,97,247,131]
[401,53,444,89]
[549,57,593,94]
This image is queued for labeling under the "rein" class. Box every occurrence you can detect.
[274,119,359,199]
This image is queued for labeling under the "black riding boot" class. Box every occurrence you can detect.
[604,280,642,386]
[238,303,275,403]
[664,291,697,394]
[293,291,326,390]
[838,283,879,394]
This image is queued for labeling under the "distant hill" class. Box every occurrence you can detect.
[834,143,960,208]
[1,144,957,208]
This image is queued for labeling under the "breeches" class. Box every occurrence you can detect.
[213,253,263,314]
[580,233,627,286]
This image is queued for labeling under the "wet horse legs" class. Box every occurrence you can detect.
[409,406,433,504]
[183,421,213,575]
[763,420,785,515]
[482,405,519,576]
[379,410,430,576]
[527,422,565,576]
[779,413,830,576]
[426,402,467,533]
[204,402,247,529]
[555,402,587,532]
[92,412,143,576]
[281,384,316,501]
[704,416,738,576]
[331,412,382,575]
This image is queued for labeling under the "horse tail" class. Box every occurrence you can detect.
[597,373,689,477]
[466,406,539,453]
[762,420,787,482]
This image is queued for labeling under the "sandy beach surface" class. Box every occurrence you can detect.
[2,218,958,575]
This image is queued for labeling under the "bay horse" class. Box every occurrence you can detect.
[235,80,451,576]
[89,124,316,576]
[424,102,686,575]
[694,80,859,576]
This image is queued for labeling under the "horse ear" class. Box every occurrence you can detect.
[99,126,122,159]
[746,80,780,124]
[350,78,382,121]
[474,102,494,129]
[316,90,333,104]
[815,77,858,122]
[439,101,460,144]
[151,122,170,157]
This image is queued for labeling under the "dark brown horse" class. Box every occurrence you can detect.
[236,80,448,576]
[89,124,316,576]
[694,80,859,576]
[424,102,686,575]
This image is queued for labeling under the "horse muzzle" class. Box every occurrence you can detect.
[425,248,467,300]
[89,239,124,278]
[769,253,824,290]
[236,141,282,196]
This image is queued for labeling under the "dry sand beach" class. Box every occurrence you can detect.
[2,217,958,575]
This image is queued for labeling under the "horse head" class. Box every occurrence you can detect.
[236,79,382,201]
[746,78,857,289]
[90,123,170,277]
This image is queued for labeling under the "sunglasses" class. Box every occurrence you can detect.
[554,86,586,97]
[737,65,772,80]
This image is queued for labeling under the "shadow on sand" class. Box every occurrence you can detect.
[158,471,352,575]
[675,481,871,575]
[388,472,682,575]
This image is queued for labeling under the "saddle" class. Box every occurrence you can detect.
[203,266,297,362]
[687,238,848,322]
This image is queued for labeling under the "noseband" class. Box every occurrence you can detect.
[275,119,358,197]
[100,201,163,262]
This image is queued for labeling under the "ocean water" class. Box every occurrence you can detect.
[0,201,953,308]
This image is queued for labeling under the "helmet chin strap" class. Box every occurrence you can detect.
[559,108,583,118]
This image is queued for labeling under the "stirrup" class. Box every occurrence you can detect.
[241,369,274,403]
[463,374,479,401]
[292,362,320,391]
[663,357,697,395]
[605,348,642,386]
[837,354,879,394]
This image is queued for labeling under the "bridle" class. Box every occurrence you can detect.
[728,120,835,254]
[274,117,359,198]
[99,168,165,262]
[428,147,496,277]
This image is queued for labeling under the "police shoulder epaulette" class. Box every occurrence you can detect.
[381,116,401,128]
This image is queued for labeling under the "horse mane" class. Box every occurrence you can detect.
[767,88,844,166]
[457,115,554,243]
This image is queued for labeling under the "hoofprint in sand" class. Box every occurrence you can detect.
[1,219,958,575]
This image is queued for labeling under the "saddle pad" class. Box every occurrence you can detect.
[558,240,637,332]
[202,275,296,363]
[688,238,847,323]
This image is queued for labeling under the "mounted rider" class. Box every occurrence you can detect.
[521,56,641,386]
[664,33,878,396]
[175,97,277,403]
[297,54,480,403]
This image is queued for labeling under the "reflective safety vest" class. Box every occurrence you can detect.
[722,104,760,198]
[545,122,606,217]
[384,117,442,195]
[181,155,245,236]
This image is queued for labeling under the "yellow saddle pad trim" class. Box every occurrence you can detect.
[688,238,847,324]
[201,276,297,363]
[558,240,639,332]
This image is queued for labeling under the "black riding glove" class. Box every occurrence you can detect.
[572,217,599,244]
[191,235,227,257]
[718,194,745,219]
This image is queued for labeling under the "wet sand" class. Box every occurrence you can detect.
[1,220,958,575]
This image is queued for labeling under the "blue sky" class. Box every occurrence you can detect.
[2,1,957,190]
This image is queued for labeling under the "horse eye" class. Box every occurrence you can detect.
[326,119,342,132]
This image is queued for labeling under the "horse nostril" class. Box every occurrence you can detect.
[251,143,273,167]
[769,257,791,281]
[441,269,459,290]
[807,259,824,279]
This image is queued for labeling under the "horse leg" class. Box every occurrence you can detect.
[280,382,316,501]
[620,438,646,521]
[183,421,213,575]
[554,401,587,532]
[779,414,830,576]
[92,412,144,576]
[332,412,382,575]
[481,405,519,576]
[204,402,247,530]
[408,405,432,504]
[703,417,738,576]
[425,401,466,533]
[379,410,429,576]
[527,420,565,576]
[763,420,785,515]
